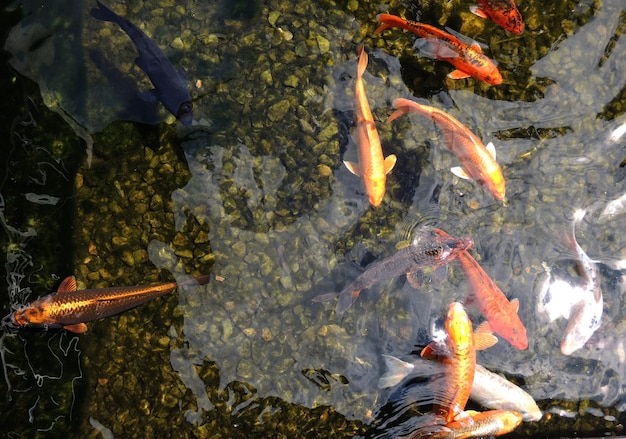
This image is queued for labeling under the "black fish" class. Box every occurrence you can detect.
[90,0,193,125]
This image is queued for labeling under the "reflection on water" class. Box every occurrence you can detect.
[2,0,626,437]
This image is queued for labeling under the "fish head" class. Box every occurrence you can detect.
[482,167,506,201]
[364,176,386,207]
[176,101,194,126]
[492,410,523,432]
[420,229,473,262]
[12,303,48,327]
[483,66,503,85]
[445,302,473,347]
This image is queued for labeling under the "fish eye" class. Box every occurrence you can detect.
[177,102,193,117]
[425,246,443,257]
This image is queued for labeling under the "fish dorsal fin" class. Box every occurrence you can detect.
[63,323,88,333]
[57,276,77,294]
[385,154,398,174]
[448,69,472,80]
[451,166,471,179]
[469,5,488,19]
[343,160,362,177]
[486,141,496,159]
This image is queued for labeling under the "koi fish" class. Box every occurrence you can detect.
[430,409,523,439]
[537,210,603,355]
[375,14,502,85]
[344,45,397,206]
[379,356,541,422]
[470,0,525,35]
[313,229,473,316]
[420,302,495,423]
[457,251,527,349]
[11,274,211,333]
[91,0,193,125]
[388,98,506,200]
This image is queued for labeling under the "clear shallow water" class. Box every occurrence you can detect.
[1,0,626,437]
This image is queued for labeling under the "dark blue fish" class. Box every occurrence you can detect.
[90,0,193,125]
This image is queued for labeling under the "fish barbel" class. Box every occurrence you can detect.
[11,274,211,333]
[313,229,473,316]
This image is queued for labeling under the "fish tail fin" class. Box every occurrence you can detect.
[90,0,119,22]
[356,45,368,79]
[378,355,414,388]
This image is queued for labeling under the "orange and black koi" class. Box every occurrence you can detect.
[11,274,211,333]
[470,0,524,35]
[375,14,502,85]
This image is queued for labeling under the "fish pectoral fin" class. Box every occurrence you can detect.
[378,355,414,388]
[420,344,436,359]
[451,166,471,179]
[474,332,499,350]
[57,276,78,294]
[510,298,520,313]
[447,69,472,80]
[469,5,489,19]
[384,154,397,174]
[63,323,88,333]
[486,141,497,159]
[413,38,460,60]
[343,160,362,177]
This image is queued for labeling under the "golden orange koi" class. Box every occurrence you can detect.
[11,274,211,333]
[375,14,502,85]
[431,409,523,439]
[421,302,497,423]
[389,97,506,200]
[344,45,397,206]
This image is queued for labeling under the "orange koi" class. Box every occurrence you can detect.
[421,302,497,423]
[375,14,502,85]
[470,0,524,35]
[11,274,211,333]
[457,251,528,350]
[431,409,523,439]
[344,45,397,206]
[388,98,506,200]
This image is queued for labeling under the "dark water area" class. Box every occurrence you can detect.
[1,0,626,437]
